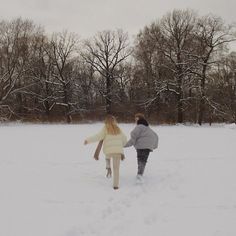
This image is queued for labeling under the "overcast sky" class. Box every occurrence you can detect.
[0,0,236,38]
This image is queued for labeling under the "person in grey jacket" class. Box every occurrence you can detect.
[125,117,158,179]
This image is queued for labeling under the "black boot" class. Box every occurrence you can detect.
[106,168,112,178]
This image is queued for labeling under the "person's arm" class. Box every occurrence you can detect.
[121,131,127,146]
[124,126,141,147]
[85,127,106,144]
[154,132,159,149]
[94,140,103,160]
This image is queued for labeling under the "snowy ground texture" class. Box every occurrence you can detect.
[0,123,236,236]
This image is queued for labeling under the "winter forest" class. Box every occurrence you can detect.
[0,9,236,124]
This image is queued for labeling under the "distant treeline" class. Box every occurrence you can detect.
[0,9,236,124]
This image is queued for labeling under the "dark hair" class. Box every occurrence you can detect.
[137,118,149,126]
[135,113,145,120]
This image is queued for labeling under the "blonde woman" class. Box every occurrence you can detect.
[84,115,127,190]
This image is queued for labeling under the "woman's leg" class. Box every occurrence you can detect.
[105,158,112,178]
[112,154,121,188]
[137,149,150,176]
[106,158,111,169]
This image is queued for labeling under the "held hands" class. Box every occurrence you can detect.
[121,154,125,161]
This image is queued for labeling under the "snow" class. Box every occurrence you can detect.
[0,123,235,236]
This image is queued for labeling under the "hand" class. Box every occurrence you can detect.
[121,154,125,161]
[84,140,88,145]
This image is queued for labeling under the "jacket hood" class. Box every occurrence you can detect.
[137,118,149,126]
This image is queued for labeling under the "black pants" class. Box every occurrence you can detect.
[137,149,151,176]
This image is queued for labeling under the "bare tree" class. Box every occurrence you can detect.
[18,32,57,119]
[0,18,41,119]
[209,52,236,123]
[133,23,179,120]
[159,9,197,123]
[45,31,79,123]
[192,15,236,125]
[82,29,132,114]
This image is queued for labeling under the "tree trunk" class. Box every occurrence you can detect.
[198,96,205,125]
[177,76,183,123]
[198,67,206,125]
[63,83,72,123]
[106,76,112,114]
[44,81,50,118]
[177,95,183,123]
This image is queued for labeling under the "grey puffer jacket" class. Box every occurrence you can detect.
[125,124,159,150]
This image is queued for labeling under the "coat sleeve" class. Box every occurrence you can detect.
[153,132,159,149]
[124,126,141,147]
[121,131,127,146]
[86,127,106,144]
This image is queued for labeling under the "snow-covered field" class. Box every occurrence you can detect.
[0,123,235,236]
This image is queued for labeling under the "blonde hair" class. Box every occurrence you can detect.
[104,115,121,135]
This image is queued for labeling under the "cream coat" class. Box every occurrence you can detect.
[86,126,127,155]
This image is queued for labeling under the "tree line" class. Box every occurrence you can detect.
[0,9,236,124]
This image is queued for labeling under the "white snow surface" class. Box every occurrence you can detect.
[0,123,235,236]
